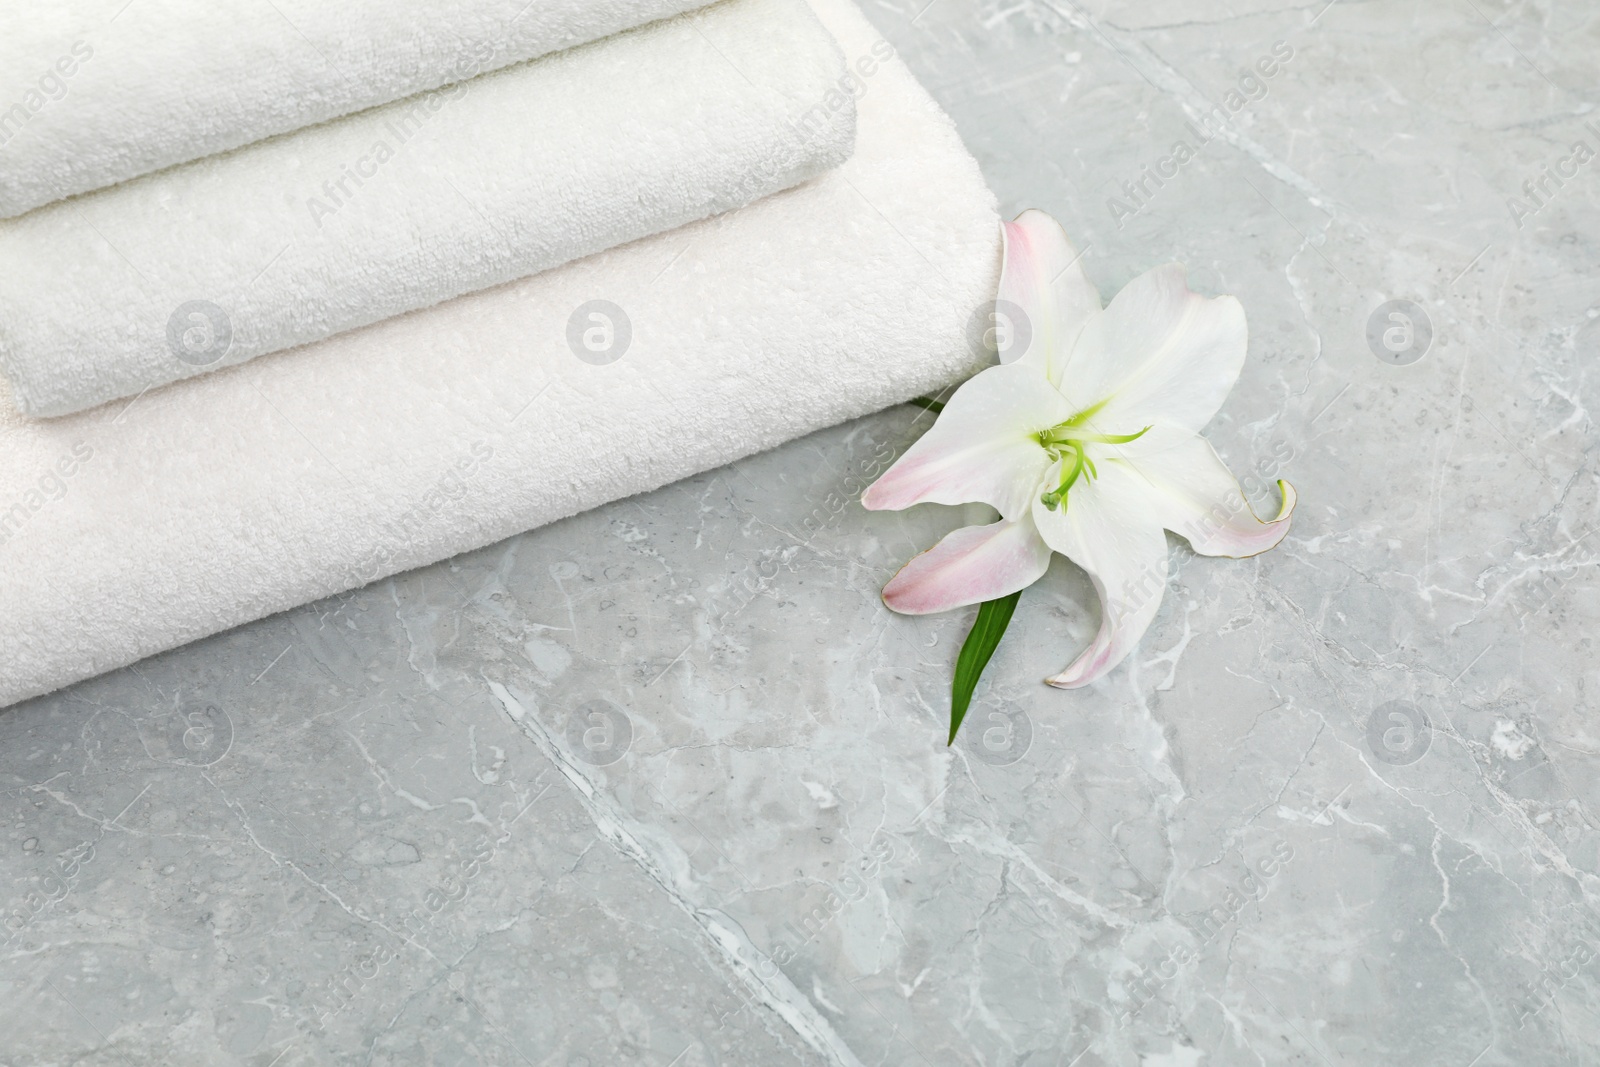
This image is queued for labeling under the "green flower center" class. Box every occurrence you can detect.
[1034,415,1151,511]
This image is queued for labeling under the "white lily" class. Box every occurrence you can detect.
[862,209,1296,688]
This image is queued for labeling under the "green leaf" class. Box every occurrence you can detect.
[907,396,945,414]
[949,590,1022,746]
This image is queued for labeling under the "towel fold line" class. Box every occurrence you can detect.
[0,0,723,218]
[0,0,856,418]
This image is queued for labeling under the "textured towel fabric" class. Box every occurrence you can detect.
[0,0,854,418]
[0,0,1001,710]
[0,0,721,219]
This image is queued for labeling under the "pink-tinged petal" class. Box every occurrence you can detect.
[1120,429,1297,557]
[863,363,1071,521]
[882,517,1053,615]
[997,210,1102,384]
[1029,461,1171,689]
[1057,264,1247,435]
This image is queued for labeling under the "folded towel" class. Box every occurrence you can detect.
[0,0,720,219]
[0,0,854,419]
[0,0,1000,711]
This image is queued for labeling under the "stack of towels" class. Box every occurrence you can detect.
[0,0,1000,707]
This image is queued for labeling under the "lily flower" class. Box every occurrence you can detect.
[862,210,1296,688]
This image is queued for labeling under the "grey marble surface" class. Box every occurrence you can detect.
[5,0,1600,1063]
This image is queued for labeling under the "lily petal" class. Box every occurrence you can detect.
[882,517,1053,615]
[863,363,1071,520]
[1058,264,1247,435]
[1029,461,1171,688]
[1120,429,1297,557]
[997,210,1102,384]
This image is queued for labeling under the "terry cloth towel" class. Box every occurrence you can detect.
[0,0,1002,711]
[0,0,855,419]
[0,0,722,219]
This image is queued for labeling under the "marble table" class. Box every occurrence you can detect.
[4,0,1598,1063]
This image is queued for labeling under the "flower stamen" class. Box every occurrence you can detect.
[1035,422,1151,511]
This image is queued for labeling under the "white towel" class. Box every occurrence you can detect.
[0,0,721,218]
[0,0,1001,710]
[0,0,854,418]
